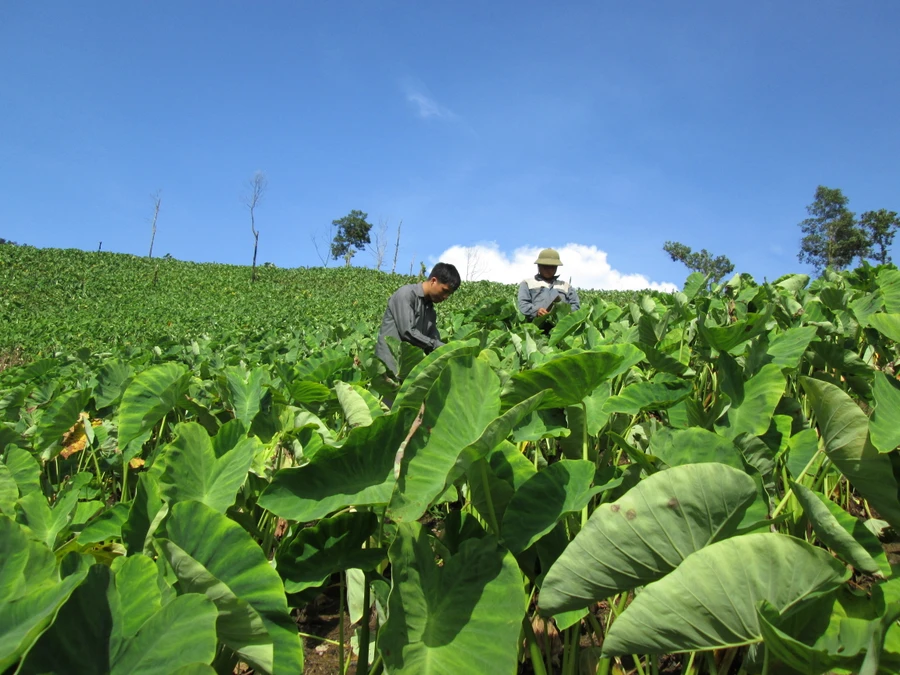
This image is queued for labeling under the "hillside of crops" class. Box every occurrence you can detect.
[3,242,900,675]
[0,244,649,360]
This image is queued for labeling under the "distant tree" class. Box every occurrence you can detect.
[391,219,403,274]
[663,241,734,284]
[463,246,487,281]
[330,210,373,267]
[369,218,389,270]
[860,209,900,265]
[148,190,162,258]
[0,238,17,246]
[797,186,868,273]
[244,171,267,282]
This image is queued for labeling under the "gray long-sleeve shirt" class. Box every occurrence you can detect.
[517,274,580,318]
[375,283,444,375]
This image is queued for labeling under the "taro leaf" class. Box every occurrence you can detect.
[259,408,416,522]
[446,391,546,486]
[501,460,596,553]
[334,381,383,428]
[378,522,525,675]
[118,363,190,450]
[469,441,537,526]
[159,501,303,675]
[683,272,706,299]
[16,473,91,548]
[698,304,774,353]
[756,593,900,675]
[212,418,249,458]
[392,339,481,410]
[122,473,163,556]
[766,326,818,370]
[786,428,821,480]
[602,533,850,656]
[716,364,785,440]
[34,389,90,455]
[871,372,900,453]
[869,314,900,343]
[0,465,15,515]
[18,560,219,675]
[879,268,900,314]
[275,512,383,594]
[792,483,889,576]
[511,409,570,442]
[3,446,41,497]
[602,379,692,415]
[500,345,642,413]
[93,360,134,409]
[801,377,900,530]
[290,380,332,404]
[851,292,885,329]
[0,516,89,672]
[549,306,591,347]
[539,463,757,615]
[649,427,744,470]
[158,422,257,513]
[223,366,267,428]
[389,358,500,522]
[295,352,354,384]
[77,502,130,544]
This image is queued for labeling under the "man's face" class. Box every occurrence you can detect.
[428,279,455,303]
[538,264,558,280]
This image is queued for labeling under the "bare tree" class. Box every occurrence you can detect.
[463,246,487,281]
[244,171,267,282]
[311,221,337,267]
[391,219,402,274]
[369,218,389,270]
[148,190,162,258]
[409,252,416,276]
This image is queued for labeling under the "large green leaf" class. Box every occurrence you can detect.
[378,522,525,674]
[223,366,267,428]
[158,422,258,513]
[716,364,785,439]
[118,363,190,449]
[3,446,41,497]
[159,501,302,675]
[275,511,384,594]
[93,359,134,409]
[539,463,757,615]
[878,268,900,314]
[869,313,900,342]
[19,559,219,675]
[0,516,89,671]
[16,472,91,548]
[501,460,596,553]
[334,381,383,428]
[801,377,900,529]
[34,389,90,455]
[77,503,130,545]
[766,326,818,370]
[792,483,889,576]
[259,408,415,521]
[389,358,500,522]
[122,473,163,556]
[649,427,744,469]
[500,345,642,412]
[602,378,692,415]
[870,372,900,453]
[602,533,850,655]
[392,339,481,410]
[469,441,537,526]
[698,304,774,353]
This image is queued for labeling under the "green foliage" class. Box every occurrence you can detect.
[861,209,900,265]
[2,243,900,673]
[663,240,734,284]
[798,185,869,272]
[330,209,373,266]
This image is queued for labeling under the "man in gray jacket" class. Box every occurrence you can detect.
[517,248,580,319]
[375,262,461,376]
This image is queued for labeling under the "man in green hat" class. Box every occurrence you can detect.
[517,248,580,319]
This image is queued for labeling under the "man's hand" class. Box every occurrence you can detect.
[536,307,549,317]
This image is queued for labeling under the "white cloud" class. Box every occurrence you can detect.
[403,80,455,120]
[433,242,679,292]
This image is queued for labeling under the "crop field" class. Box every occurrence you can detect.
[2,243,900,675]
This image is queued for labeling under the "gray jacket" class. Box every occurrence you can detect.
[517,274,580,318]
[375,283,444,375]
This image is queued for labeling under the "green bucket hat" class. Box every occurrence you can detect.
[534,248,563,266]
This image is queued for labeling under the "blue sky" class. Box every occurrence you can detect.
[2,1,898,289]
